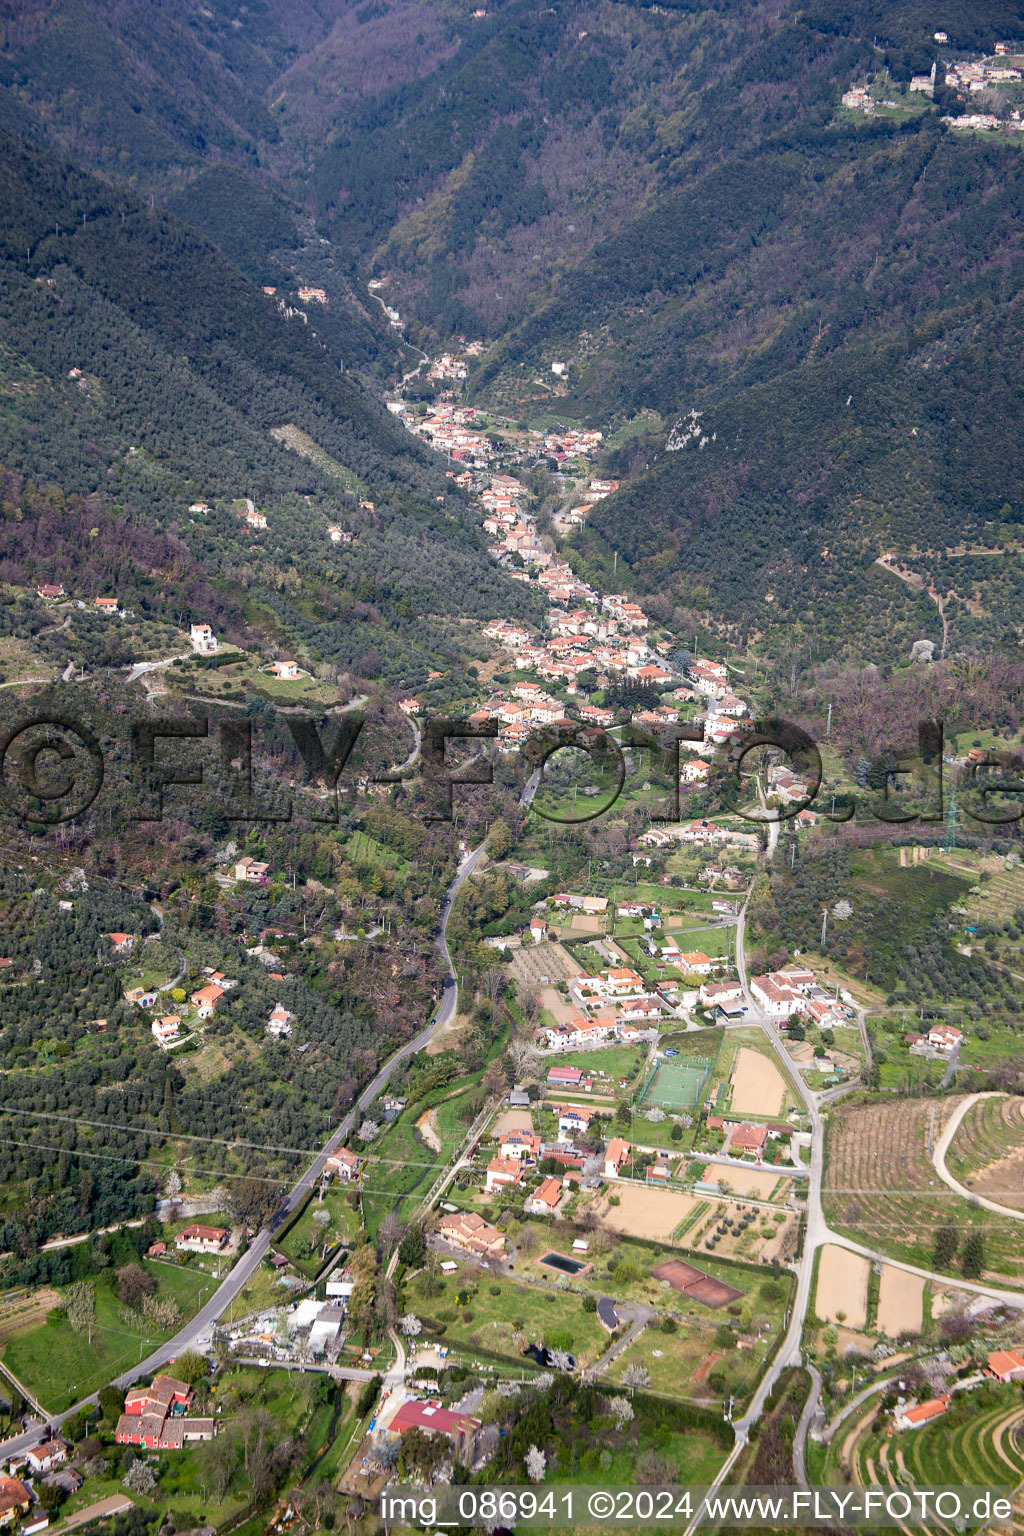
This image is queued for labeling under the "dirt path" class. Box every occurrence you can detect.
[416,1109,442,1154]
[875,556,948,658]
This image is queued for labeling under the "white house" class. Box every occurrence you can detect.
[557,1105,595,1140]
[190,623,217,654]
[266,1004,293,1039]
[485,1156,524,1193]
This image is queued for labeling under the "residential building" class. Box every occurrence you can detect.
[190,623,217,654]
[106,931,134,953]
[927,1024,963,1054]
[125,986,158,1008]
[266,1004,293,1038]
[175,1223,228,1254]
[729,1123,769,1155]
[437,1211,506,1259]
[386,1400,482,1465]
[894,1395,951,1432]
[987,1350,1024,1383]
[24,1439,69,1474]
[525,1175,562,1215]
[117,1373,215,1450]
[603,1138,630,1178]
[325,1147,361,1181]
[0,1476,30,1526]
[151,1016,181,1046]
[700,980,743,1007]
[485,1156,524,1194]
[557,1105,595,1139]
[680,951,714,975]
[234,856,271,884]
[499,1132,541,1162]
[190,983,225,1019]
[751,976,803,1020]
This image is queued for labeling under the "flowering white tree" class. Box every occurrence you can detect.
[400,1314,422,1337]
[548,1349,574,1372]
[622,1363,650,1396]
[645,1108,666,1123]
[525,1445,547,1483]
[359,1119,380,1142]
[610,1397,634,1428]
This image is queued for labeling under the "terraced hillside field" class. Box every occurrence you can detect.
[829,1382,1024,1525]
[948,1095,1024,1211]
[824,1097,1024,1285]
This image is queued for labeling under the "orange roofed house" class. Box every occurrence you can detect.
[0,1476,30,1526]
[437,1211,506,1259]
[325,1146,361,1181]
[987,1350,1024,1383]
[729,1123,769,1155]
[176,1222,228,1253]
[116,1373,215,1450]
[485,1156,524,1194]
[190,983,225,1019]
[894,1394,951,1432]
[525,1175,562,1215]
[603,1137,631,1178]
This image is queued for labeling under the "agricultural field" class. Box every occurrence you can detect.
[688,1200,797,1267]
[815,1245,869,1328]
[875,1264,924,1337]
[960,857,1024,970]
[344,830,411,873]
[822,1379,1024,1519]
[604,1318,774,1409]
[948,1095,1024,1209]
[555,1045,648,1084]
[0,1286,61,1362]
[695,1165,790,1202]
[362,1075,487,1236]
[824,1096,1024,1285]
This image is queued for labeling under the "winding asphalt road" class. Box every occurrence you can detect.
[3,836,475,1443]
[0,752,540,1450]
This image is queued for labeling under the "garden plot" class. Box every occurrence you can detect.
[569,914,604,933]
[876,1265,924,1336]
[816,1244,869,1327]
[510,942,579,987]
[729,1047,787,1117]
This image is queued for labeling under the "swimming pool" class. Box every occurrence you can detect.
[538,1250,590,1275]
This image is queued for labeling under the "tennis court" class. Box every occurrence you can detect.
[636,1054,713,1112]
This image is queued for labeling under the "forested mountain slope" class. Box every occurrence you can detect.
[1,0,1022,670]
[0,126,542,679]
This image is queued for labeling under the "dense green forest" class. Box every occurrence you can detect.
[0,125,543,680]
